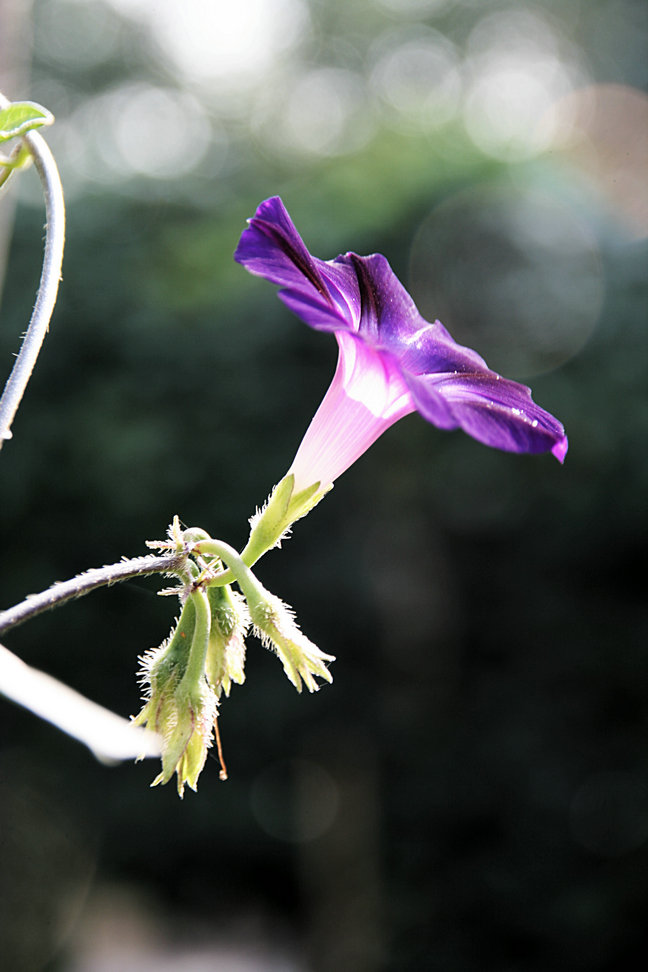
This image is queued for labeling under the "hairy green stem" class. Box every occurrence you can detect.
[181,587,211,689]
[192,538,266,606]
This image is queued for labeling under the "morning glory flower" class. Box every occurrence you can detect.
[235,196,567,494]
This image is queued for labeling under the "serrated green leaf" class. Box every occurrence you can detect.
[0,101,54,143]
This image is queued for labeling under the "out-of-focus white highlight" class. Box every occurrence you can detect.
[108,84,212,179]
[0,643,161,763]
[51,83,218,192]
[37,0,121,69]
[254,69,374,159]
[370,28,461,132]
[106,0,309,90]
[463,8,588,160]
[376,0,451,14]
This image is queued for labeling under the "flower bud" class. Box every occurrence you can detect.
[133,596,217,797]
[205,584,250,697]
[247,586,335,693]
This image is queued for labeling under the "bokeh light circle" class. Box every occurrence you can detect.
[108,84,212,179]
[462,6,588,161]
[251,758,339,843]
[369,26,461,133]
[409,185,604,378]
[546,83,648,240]
[124,0,310,92]
[50,84,216,193]
[255,68,374,159]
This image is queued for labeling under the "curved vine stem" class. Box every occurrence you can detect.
[0,552,188,636]
[0,641,162,762]
[0,92,66,446]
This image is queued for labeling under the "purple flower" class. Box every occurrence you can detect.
[235,196,567,492]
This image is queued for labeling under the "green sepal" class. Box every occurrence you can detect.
[246,588,335,694]
[241,474,331,566]
[205,584,249,697]
[0,101,54,143]
[154,596,196,680]
[289,478,331,522]
[155,680,214,795]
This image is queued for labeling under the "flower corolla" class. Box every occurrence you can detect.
[235,196,567,493]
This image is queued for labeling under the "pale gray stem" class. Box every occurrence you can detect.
[0,640,162,761]
[0,92,66,446]
[0,553,187,635]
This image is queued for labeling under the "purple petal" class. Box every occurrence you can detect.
[334,252,491,374]
[407,371,568,461]
[235,196,358,333]
[237,201,496,377]
[234,196,327,293]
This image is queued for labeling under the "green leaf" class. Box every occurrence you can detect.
[0,101,54,143]
[0,144,32,192]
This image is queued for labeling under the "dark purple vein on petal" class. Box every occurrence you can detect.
[252,218,334,305]
[348,253,380,339]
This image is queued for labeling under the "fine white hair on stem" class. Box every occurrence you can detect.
[0,92,66,446]
[0,551,188,636]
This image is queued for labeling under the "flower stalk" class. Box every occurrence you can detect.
[192,535,334,693]
[0,93,65,446]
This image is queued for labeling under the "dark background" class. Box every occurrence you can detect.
[1,1,646,969]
